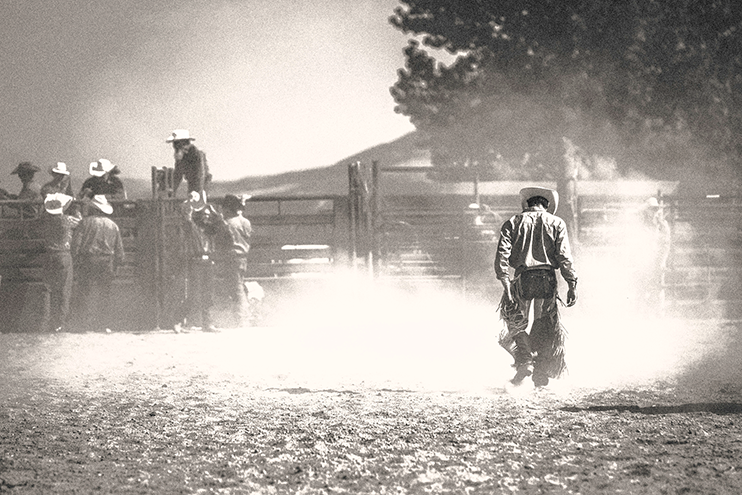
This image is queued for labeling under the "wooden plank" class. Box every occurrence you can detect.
[249,214,335,226]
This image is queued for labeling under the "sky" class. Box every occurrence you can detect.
[0,0,417,183]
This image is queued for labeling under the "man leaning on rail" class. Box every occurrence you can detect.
[494,186,578,388]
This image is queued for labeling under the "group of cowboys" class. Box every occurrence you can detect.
[160,129,255,333]
[2,129,254,333]
[0,158,126,205]
[0,158,128,332]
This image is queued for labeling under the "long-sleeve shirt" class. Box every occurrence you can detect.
[41,176,74,198]
[173,145,211,195]
[17,180,42,202]
[224,214,252,256]
[79,175,127,200]
[495,207,577,284]
[71,216,125,264]
[41,213,80,252]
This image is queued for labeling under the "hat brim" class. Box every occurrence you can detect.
[52,169,70,175]
[92,202,113,214]
[45,208,64,215]
[44,194,73,214]
[166,136,195,143]
[519,187,559,215]
[12,166,40,175]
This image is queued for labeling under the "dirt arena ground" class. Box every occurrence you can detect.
[1,285,741,494]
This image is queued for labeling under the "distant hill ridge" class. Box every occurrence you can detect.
[123,132,428,199]
[120,130,716,200]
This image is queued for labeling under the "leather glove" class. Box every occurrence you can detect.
[566,280,577,307]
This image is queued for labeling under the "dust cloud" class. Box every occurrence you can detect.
[8,218,737,398]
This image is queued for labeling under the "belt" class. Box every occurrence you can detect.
[524,265,554,272]
[515,265,554,278]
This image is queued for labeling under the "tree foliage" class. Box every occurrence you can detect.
[389,0,742,181]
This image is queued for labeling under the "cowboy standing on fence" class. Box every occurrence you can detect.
[166,129,211,202]
[495,186,578,387]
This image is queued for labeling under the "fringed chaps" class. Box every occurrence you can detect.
[498,275,568,379]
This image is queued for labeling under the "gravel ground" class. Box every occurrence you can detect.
[1,299,741,494]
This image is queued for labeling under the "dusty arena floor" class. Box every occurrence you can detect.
[1,290,741,494]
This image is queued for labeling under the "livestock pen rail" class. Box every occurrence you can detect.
[0,195,352,332]
[578,194,742,318]
[1,173,739,332]
[0,199,141,332]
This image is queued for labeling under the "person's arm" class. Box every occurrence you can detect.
[172,163,184,197]
[494,221,514,303]
[194,150,208,194]
[554,221,578,306]
[113,227,125,271]
[64,177,74,197]
[70,219,83,260]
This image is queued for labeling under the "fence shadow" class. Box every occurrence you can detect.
[561,402,742,415]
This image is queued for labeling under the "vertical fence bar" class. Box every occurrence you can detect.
[371,160,380,278]
[348,162,359,269]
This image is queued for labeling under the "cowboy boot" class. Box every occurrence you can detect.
[510,332,534,385]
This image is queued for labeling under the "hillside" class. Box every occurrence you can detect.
[120,131,429,200]
[209,131,432,198]
[120,129,727,201]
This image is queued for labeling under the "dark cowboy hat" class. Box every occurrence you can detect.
[223,194,248,210]
[11,162,40,175]
[519,186,559,214]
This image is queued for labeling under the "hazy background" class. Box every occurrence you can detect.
[1,0,415,183]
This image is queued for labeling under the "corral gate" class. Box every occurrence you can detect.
[0,192,353,332]
[364,163,742,317]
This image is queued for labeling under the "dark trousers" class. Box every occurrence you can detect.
[42,251,73,331]
[176,257,215,328]
[499,268,567,378]
[75,255,115,330]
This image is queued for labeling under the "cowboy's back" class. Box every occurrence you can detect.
[72,216,124,263]
[495,209,577,283]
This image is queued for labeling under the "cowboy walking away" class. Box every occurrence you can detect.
[495,186,578,388]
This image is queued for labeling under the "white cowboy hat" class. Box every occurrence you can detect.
[166,129,195,143]
[90,194,113,215]
[51,162,70,175]
[44,193,74,215]
[89,159,114,177]
[519,186,559,215]
[645,197,661,208]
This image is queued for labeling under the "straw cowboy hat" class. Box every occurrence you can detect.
[44,193,74,215]
[90,194,113,215]
[165,129,195,143]
[51,162,70,175]
[89,159,115,177]
[11,162,40,175]
[519,186,559,215]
